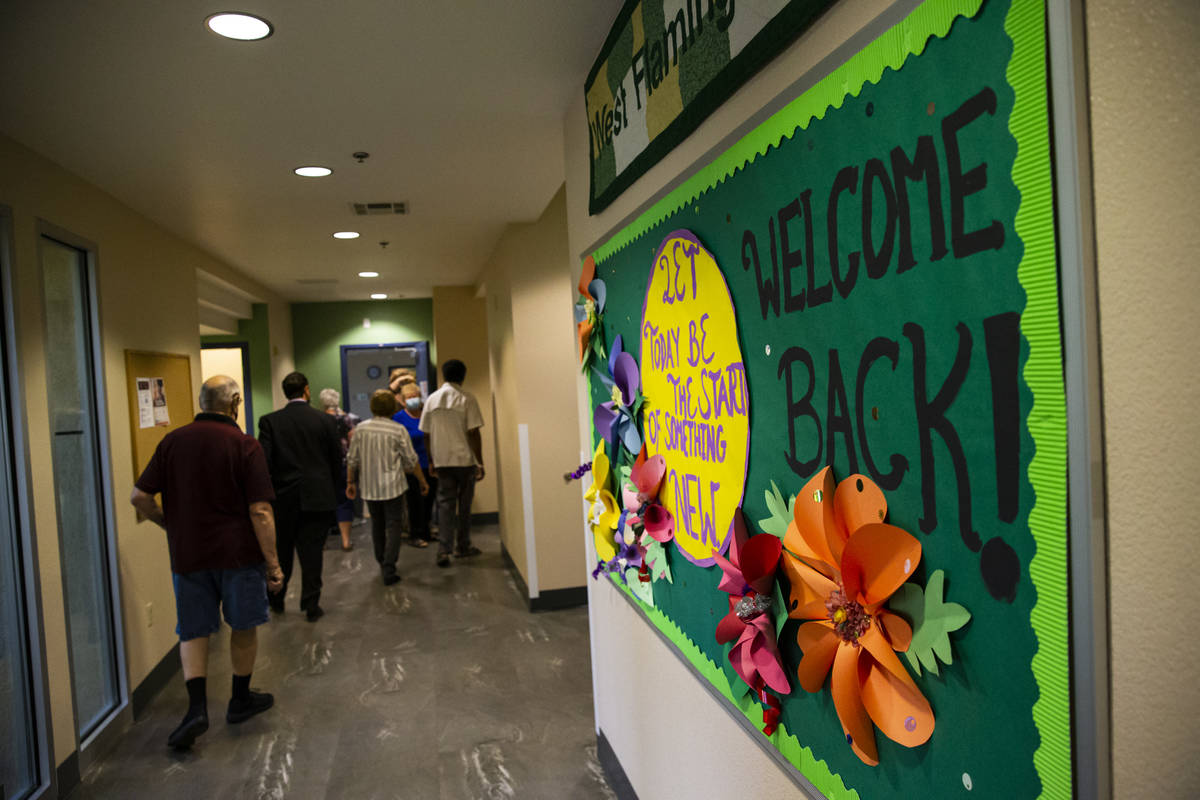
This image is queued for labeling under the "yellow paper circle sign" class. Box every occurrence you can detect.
[640,230,749,566]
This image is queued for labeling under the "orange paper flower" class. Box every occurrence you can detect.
[782,467,933,766]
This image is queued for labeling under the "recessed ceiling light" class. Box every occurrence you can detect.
[332,231,360,239]
[205,12,273,41]
[358,271,379,278]
[294,166,332,177]
[370,293,388,300]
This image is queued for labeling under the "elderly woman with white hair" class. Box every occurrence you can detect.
[319,388,360,550]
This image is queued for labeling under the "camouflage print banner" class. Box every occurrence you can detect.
[585,0,835,214]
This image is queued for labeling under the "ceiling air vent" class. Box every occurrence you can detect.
[351,202,407,216]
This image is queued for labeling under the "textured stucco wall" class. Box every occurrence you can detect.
[1087,0,1200,796]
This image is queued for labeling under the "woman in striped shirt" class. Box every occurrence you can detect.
[345,390,429,585]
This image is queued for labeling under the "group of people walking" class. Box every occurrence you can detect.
[130,358,485,750]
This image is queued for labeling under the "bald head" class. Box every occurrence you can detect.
[199,375,241,415]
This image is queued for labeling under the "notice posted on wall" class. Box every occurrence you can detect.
[135,378,154,428]
[150,377,169,427]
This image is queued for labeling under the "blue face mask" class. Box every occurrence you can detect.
[405,397,422,410]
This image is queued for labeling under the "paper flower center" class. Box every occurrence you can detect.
[734,593,772,621]
[585,298,596,318]
[826,587,870,645]
[610,385,624,407]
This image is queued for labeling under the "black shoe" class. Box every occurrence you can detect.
[454,545,483,558]
[167,710,208,750]
[437,553,451,568]
[382,573,401,586]
[226,690,274,724]
[305,606,325,622]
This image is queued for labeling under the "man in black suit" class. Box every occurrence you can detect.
[258,371,342,621]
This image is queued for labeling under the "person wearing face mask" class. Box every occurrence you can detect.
[393,382,435,546]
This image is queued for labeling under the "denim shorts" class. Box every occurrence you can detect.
[172,564,269,641]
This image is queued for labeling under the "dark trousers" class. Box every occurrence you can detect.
[272,497,331,612]
[404,472,436,541]
[366,496,407,579]
[436,466,476,555]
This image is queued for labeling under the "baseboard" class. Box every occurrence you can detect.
[56,750,80,798]
[499,541,588,612]
[597,730,638,800]
[471,511,499,524]
[529,586,587,612]
[132,642,180,719]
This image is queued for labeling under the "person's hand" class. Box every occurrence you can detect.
[475,464,485,481]
[266,564,284,593]
[418,480,429,496]
[429,466,437,479]
[345,481,357,500]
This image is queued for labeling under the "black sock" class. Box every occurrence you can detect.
[185,677,207,716]
[232,673,251,704]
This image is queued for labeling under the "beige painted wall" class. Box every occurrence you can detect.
[1087,0,1200,796]
[482,187,586,594]
[0,132,294,766]
[431,286,498,515]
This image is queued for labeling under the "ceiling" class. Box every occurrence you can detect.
[0,1,621,302]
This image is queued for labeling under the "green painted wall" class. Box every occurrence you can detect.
[291,299,435,408]
[201,302,272,434]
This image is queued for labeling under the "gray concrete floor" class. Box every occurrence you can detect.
[75,523,614,800]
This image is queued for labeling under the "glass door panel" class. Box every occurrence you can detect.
[40,236,119,739]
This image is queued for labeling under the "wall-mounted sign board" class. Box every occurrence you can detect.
[586,0,836,214]
[580,0,1076,796]
[125,350,194,482]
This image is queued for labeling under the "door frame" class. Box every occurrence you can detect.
[35,219,129,768]
[200,341,254,434]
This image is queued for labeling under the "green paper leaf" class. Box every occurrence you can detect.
[625,569,654,606]
[888,569,971,677]
[772,580,789,640]
[644,539,673,583]
[757,481,795,538]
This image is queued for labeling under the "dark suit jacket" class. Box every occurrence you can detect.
[258,400,341,512]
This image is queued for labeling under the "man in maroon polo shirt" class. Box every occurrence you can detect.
[131,374,284,750]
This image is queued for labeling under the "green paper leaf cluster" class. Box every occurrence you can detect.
[888,570,970,676]
[643,539,673,583]
[758,481,795,539]
[625,568,655,605]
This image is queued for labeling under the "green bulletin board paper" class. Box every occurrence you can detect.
[585,0,1070,797]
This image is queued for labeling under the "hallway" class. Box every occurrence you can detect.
[74,524,613,800]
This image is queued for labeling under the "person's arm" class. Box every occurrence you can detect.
[397,430,429,495]
[249,501,284,593]
[345,430,360,500]
[257,416,274,469]
[130,487,166,530]
[467,428,485,480]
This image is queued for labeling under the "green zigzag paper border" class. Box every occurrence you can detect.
[592,0,985,267]
[589,0,1074,796]
[1005,0,1073,797]
[608,575,860,800]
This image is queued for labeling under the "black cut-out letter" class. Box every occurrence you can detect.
[856,336,908,490]
[741,227,779,319]
[903,322,979,550]
[862,158,897,280]
[984,311,1021,523]
[890,135,948,272]
[778,346,822,476]
[778,199,806,313]
[828,166,860,299]
[826,349,858,475]
[942,87,1005,259]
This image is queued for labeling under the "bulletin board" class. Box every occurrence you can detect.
[578,0,1073,798]
[124,350,194,481]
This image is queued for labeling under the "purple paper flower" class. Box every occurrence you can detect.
[592,335,642,457]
